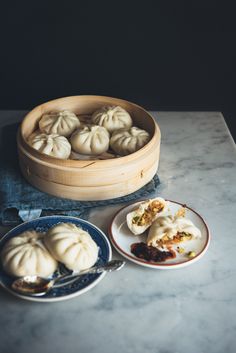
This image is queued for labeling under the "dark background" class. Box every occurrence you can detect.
[0,1,235,140]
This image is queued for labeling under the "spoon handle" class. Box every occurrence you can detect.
[53,260,125,288]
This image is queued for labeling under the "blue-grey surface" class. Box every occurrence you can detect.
[0,111,235,353]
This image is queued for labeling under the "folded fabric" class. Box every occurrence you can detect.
[0,123,161,226]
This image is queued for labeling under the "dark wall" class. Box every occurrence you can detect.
[0,1,235,140]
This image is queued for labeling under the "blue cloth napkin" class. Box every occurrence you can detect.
[0,123,161,226]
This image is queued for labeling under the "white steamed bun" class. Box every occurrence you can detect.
[28,131,71,159]
[1,230,58,277]
[44,223,99,272]
[91,106,132,133]
[70,125,109,155]
[39,110,80,137]
[110,126,150,156]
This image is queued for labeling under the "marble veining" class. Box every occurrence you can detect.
[0,111,236,353]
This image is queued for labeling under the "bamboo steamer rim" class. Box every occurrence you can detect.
[20,95,161,167]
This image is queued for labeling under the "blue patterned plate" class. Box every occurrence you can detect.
[0,216,112,302]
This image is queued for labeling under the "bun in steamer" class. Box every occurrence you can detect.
[110,126,150,156]
[70,125,109,155]
[39,110,80,137]
[28,131,71,159]
[92,106,132,133]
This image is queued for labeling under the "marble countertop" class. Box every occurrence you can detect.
[0,111,235,353]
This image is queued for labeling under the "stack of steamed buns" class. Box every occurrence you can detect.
[1,223,99,277]
[28,106,151,160]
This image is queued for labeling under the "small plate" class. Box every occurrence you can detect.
[109,200,210,269]
[0,216,112,302]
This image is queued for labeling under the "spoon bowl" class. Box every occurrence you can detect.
[12,275,54,296]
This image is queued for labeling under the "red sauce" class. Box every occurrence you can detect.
[131,242,176,262]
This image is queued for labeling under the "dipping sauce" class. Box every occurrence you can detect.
[131,242,176,262]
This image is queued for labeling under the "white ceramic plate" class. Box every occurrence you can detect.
[109,200,210,269]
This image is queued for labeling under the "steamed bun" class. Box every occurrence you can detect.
[70,125,109,155]
[110,126,150,156]
[92,106,132,133]
[28,131,71,159]
[39,110,80,137]
[44,223,99,271]
[1,230,58,277]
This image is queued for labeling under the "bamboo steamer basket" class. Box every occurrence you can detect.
[17,95,161,200]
